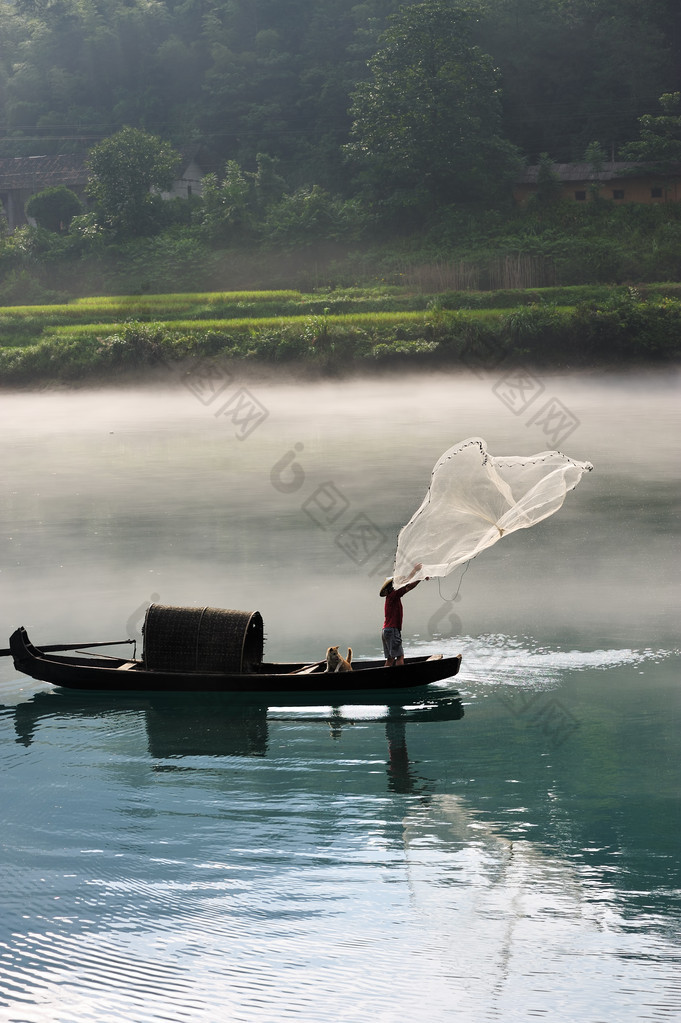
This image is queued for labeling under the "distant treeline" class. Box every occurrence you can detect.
[2,0,681,304]
[1,0,679,181]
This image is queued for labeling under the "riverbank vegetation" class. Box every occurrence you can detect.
[1,282,679,384]
[4,196,681,304]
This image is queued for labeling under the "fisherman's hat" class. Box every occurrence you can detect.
[379,577,394,597]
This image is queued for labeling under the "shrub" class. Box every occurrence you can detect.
[263,187,366,245]
[25,186,83,234]
[0,269,63,306]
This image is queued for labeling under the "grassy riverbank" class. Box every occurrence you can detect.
[1,282,680,384]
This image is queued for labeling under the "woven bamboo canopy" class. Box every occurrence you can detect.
[143,604,264,673]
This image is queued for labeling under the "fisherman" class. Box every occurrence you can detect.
[380,563,427,667]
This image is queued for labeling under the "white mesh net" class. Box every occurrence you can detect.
[393,437,593,586]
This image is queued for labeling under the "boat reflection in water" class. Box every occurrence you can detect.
[7,688,464,788]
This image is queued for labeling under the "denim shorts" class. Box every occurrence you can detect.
[382,627,403,659]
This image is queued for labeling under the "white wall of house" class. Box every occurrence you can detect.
[162,159,205,199]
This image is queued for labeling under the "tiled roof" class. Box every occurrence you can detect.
[0,154,88,190]
[517,161,670,184]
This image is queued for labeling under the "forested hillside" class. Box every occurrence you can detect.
[1,0,681,302]
[1,0,678,186]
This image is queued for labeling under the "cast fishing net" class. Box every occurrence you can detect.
[393,437,593,586]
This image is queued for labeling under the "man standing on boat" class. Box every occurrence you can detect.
[380,563,427,667]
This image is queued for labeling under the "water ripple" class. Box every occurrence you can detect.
[415,633,677,688]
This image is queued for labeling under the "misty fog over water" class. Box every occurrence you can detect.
[1,368,678,653]
[0,367,679,1023]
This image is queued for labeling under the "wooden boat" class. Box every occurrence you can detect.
[9,626,462,694]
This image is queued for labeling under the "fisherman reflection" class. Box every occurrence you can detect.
[322,699,464,795]
[324,703,421,793]
[385,711,421,794]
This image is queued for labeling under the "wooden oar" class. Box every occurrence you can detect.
[288,660,325,675]
[0,639,134,658]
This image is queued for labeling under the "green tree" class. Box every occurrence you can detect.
[200,162,255,242]
[252,153,286,211]
[25,185,82,233]
[345,0,521,214]
[263,185,365,244]
[476,0,674,162]
[621,92,681,168]
[86,127,179,239]
[620,93,681,202]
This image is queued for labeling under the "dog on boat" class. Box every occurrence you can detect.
[325,645,353,672]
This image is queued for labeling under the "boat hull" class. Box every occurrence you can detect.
[9,628,462,694]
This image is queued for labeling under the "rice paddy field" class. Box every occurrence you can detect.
[0,284,679,383]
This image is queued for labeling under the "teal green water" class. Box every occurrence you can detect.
[0,371,679,1021]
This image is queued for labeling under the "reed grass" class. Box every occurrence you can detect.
[48,308,498,338]
[0,287,427,344]
[70,289,301,306]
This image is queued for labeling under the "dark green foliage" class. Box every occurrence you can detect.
[86,128,180,240]
[346,0,522,212]
[0,3,679,228]
[262,187,365,245]
[476,0,675,161]
[0,322,172,382]
[0,269,64,306]
[0,0,678,180]
[200,165,255,243]
[5,191,681,303]
[1,0,681,311]
[198,162,366,247]
[621,92,681,168]
[108,234,225,295]
[572,287,681,360]
[24,186,82,233]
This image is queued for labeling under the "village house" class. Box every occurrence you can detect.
[0,155,89,231]
[0,148,213,231]
[161,149,211,201]
[514,161,681,205]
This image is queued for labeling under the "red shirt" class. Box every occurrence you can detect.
[383,582,418,630]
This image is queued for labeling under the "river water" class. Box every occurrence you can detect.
[0,368,679,1022]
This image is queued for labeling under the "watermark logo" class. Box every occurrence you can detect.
[302,481,351,527]
[270,444,306,493]
[492,368,545,415]
[427,597,463,639]
[527,396,580,446]
[160,356,270,442]
[268,443,395,579]
[214,386,269,440]
[181,359,234,406]
[336,512,386,566]
[461,337,582,446]
[497,689,580,748]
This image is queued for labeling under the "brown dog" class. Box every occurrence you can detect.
[325,645,353,672]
